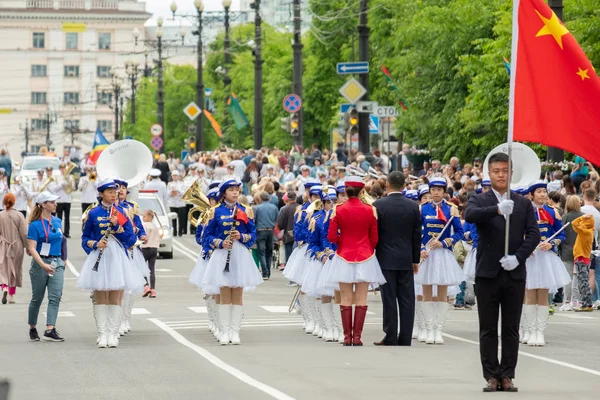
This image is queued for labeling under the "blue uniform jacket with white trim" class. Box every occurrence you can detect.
[421,200,464,251]
[203,203,256,250]
[81,204,137,256]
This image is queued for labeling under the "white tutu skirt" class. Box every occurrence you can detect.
[77,238,146,293]
[189,251,207,287]
[326,254,386,285]
[463,249,477,284]
[301,259,324,297]
[200,241,263,295]
[132,248,150,279]
[415,283,460,297]
[283,246,309,284]
[415,248,464,286]
[316,257,338,297]
[526,250,572,292]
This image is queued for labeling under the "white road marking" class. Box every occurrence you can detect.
[65,259,80,277]
[188,306,208,313]
[155,268,173,272]
[131,308,151,315]
[149,318,295,400]
[443,333,600,377]
[553,313,596,320]
[172,241,199,262]
[261,306,290,313]
[43,311,75,318]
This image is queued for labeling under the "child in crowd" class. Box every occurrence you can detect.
[572,214,595,312]
[141,209,161,298]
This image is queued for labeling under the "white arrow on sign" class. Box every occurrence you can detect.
[340,65,365,72]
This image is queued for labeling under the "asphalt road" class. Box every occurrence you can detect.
[1,202,600,400]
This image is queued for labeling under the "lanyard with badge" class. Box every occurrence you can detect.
[40,217,52,256]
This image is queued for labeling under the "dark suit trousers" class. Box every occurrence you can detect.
[380,270,415,346]
[475,270,525,380]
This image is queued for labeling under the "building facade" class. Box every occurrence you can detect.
[0,0,149,157]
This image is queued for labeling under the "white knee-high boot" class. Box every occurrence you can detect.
[519,304,526,342]
[304,296,315,333]
[125,294,134,332]
[536,305,549,347]
[213,299,221,340]
[524,305,538,346]
[423,302,435,344]
[219,304,232,345]
[334,304,344,343]
[313,298,322,337]
[413,301,422,339]
[107,305,121,348]
[434,302,448,344]
[417,301,427,342]
[321,302,334,342]
[95,305,108,348]
[230,305,243,345]
[206,297,214,333]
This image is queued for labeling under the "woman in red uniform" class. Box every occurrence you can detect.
[326,176,385,346]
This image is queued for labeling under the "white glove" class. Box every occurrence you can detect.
[500,255,519,271]
[498,199,515,216]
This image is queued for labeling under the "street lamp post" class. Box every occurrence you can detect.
[156,17,165,154]
[125,60,139,125]
[194,0,205,152]
[106,68,123,141]
[223,0,232,138]
[250,0,263,150]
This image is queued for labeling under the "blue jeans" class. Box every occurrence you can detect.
[28,259,65,327]
[455,281,466,306]
[257,230,274,278]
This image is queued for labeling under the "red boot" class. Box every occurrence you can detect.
[352,305,368,346]
[340,305,353,346]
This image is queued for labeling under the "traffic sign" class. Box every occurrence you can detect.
[339,78,367,104]
[205,88,213,97]
[183,102,201,121]
[336,62,369,75]
[150,124,163,137]
[374,106,401,117]
[369,116,380,134]
[340,103,355,114]
[150,136,163,150]
[283,94,302,113]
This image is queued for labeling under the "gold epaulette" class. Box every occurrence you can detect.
[324,209,332,224]
[550,206,562,220]
[295,206,302,224]
[309,217,317,232]
[371,205,378,219]
[205,205,218,223]
[245,205,254,219]
[129,200,140,215]
[82,203,98,225]
[331,204,337,219]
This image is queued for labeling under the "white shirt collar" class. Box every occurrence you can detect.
[492,188,508,202]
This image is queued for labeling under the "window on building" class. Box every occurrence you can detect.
[98,33,111,50]
[64,65,80,77]
[97,119,112,133]
[33,32,45,48]
[97,66,112,78]
[31,92,47,104]
[64,92,80,105]
[31,65,47,77]
[65,32,78,50]
[31,119,47,131]
[64,120,80,131]
[97,91,112,105]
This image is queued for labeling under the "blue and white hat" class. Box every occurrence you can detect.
[97,178,117,192]
[207,187,220,201]
[336,181,345,193]
[481,178,491,187]
[309,185,323,196]
[327,187,337,200]
[320,189,330,201]
[418,184,430,199]
[476,185,482,194]
[209,181,222,190]
[527,180,547,194]
[218,178,242,196]
[428,177,447,188]
[406,190,418,200]
[300,165,310,172]
[114,178,128,188]
[305,178,320,190]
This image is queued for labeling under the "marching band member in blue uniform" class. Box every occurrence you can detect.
[462,220,479,285]
[189,187,221,339]
[301,186,330,340]
[115,179,148,336]
[523,180,570,347]
[416,177,464,345]
[282,178,320,333]
[201,178,261,345]
[413,185,431,341]
[77,178,143,348]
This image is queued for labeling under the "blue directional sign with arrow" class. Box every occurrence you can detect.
[336,62,369,75]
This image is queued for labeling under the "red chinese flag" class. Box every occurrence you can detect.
[511,0,600,164]
[436,206,447,223]
[113,207,129,227]
[236,208,249,224]
[538,208,554,225]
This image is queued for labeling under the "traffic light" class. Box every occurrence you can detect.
[347,107,358,135]
[280,116,291,132]
[189,136,196,150]
[290,112,299,136]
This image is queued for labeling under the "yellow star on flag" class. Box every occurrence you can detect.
[576,68,590,81]
[535,9,569,49]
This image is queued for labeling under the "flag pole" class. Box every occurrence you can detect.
[505,0,520,256]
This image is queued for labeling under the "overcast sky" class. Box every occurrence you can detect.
[143,0,244,25]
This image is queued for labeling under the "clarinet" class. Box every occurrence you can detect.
[92,206,114,272]
[224,205,237,273]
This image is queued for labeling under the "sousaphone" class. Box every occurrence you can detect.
[483,142,541,190]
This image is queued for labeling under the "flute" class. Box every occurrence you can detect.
[224,205,237,273]
[423,216,455,251]
[536,222,570,250]
[92,206,114,272]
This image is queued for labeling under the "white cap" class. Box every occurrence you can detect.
[36,191,60,204]
[171,170,180,176]
[150,168,162,177]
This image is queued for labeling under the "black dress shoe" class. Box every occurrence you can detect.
[483,378,500,392]
[500,377,518,392]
